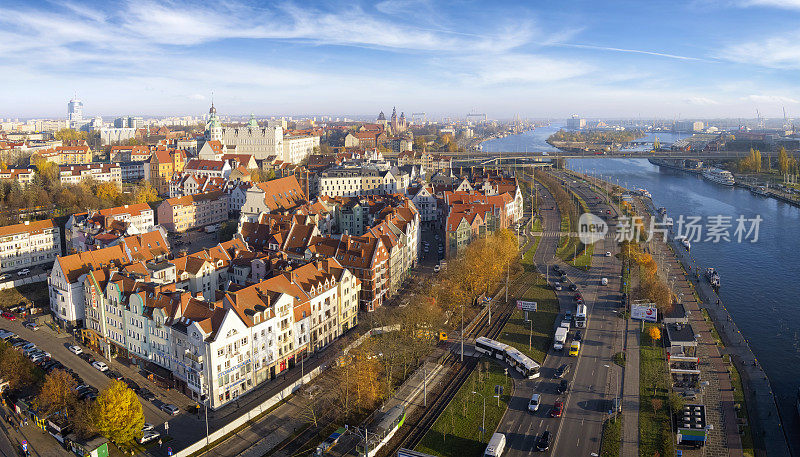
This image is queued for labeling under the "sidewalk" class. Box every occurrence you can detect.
[621,318,641,457]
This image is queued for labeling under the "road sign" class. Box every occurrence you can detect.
[21,441,27,451]
[164,421,169,433]
[494,385,503,395]
[516,300,537,312]
[167,447,173,456]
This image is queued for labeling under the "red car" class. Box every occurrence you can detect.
[550,400,563,417]
[1,312,15,320]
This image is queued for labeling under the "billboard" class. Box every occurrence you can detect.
[516,300,537,312]
[631,302,657,322]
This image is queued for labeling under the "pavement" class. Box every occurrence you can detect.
[631,194,790,457]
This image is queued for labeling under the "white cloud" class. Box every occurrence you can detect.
[742,94,799,104]
[737,0,800,9]
[685,97,720,105]
[189,94,206,101]
[556,43,708,61]
[461,54,592,85]
[720,33,800,69]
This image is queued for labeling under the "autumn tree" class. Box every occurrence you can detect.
[779,147,790,175]
[132,180,158,203]
[72,400,99,440]
[35,369,78,417]
[93,380,145,444]
[648,326,662,346]
[0,343,36,389]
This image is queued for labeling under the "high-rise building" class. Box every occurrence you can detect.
[68,96,84,125]
[566,115,585,130]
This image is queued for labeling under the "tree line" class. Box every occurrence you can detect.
[548,129,645,144]
[0,341,145,448]
[620,240,674,313]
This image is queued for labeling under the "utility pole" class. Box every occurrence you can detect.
[423,366,427,407]
[529,318,533,350]
[460,305,464,362]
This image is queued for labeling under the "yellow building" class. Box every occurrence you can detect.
[149,148,186,195]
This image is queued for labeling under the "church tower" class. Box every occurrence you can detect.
[205,102,223,141]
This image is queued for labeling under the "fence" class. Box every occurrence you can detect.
[0,273,47,291]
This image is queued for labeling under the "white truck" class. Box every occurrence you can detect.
[554,327,568,350]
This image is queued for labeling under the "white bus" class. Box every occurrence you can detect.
[575,304,587,328]
[484,433,506,457]
[475,337,540,379]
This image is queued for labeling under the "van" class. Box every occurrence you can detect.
[569,341,581,357]
[484,433,506,457]
[601,277,608,286]
[528,393,541,412]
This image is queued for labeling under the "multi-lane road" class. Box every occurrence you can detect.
[498,171,626,457]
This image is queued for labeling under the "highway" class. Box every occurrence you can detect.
[498,170,625,457]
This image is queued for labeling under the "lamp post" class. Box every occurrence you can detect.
[472,391,486,442]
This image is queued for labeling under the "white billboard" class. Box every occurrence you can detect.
[631,303,657,322]
[516,300,537,312]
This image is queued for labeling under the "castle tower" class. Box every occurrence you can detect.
[205,102,223,141]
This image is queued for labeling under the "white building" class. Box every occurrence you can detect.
[282,134,320,164]
[0,219,61,273]
[59,164,122,189]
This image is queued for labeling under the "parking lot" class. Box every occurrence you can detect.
[0,317,195,446]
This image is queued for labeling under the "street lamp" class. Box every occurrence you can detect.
[472,391,486,442]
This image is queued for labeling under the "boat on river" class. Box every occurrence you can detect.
[702,167,735,186]
[751,185,770,197]
[705,268,720,288]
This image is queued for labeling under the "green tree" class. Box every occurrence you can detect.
[94,380,145,444]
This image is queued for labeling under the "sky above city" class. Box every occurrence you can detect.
[3,0,800,119]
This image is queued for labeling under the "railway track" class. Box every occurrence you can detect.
[385,274,538,455]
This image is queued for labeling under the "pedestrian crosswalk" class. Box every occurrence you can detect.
[531,231,617,239]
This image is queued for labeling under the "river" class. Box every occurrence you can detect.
[494,129,800,453]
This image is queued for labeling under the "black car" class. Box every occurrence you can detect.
[555,363,571,378]
[558,379,570,394]
[574,330,582,342]
[552,266,561,274]
[123,378,141,393]
[105,370,124,381]
[536,430,551,451]
[139,388,156,401]
[568,284,578,292]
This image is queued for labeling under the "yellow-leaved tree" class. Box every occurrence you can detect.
[648,326,662,346]
[94,380,145,444]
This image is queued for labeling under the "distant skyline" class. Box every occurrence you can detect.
[2,0,800,119]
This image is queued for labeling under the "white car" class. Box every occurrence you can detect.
[17,268,30,276]
[92,361,109,372]
[601,277,609,286]
[553,282,562,291]
[142,423,155,432]
[139,430,160,444]
[433,265,440,273]
[605,251,612,257]
[528,393,541,412]
[68,345,83,355]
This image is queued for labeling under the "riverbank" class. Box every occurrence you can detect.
[649,158,800,209]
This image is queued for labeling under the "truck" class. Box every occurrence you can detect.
[554,327,568,350]
[204,224,219,233]
[575,304,587,328]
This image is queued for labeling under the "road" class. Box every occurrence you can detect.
[498,171,625,457]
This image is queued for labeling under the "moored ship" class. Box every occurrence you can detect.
[702,167,735,186]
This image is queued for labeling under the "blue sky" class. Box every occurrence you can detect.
[2,0,800,119]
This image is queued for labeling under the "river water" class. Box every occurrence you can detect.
[491,128,800,452]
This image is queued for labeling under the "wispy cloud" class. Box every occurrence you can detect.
[719,32,800,68]
[554,43,710,61]
[736,0,800,9]
[742,94,799,104]
[685,96,720,105]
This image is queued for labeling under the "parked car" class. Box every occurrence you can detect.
[123,378,141,393]
[605,251,612,257]
[0,274,11,281]
[553,282,562,291]
[555,363,571,378]
[68,345,83,355]
[568,284,578,292]
[142,423,155,432]
[550,400,563,418]
[433,265,440,273]
[536,430,551,451]
[92,361,109,372]
[105,370,123,381]
[161,403,180,415]
[558,379,570,394]
[1,312,16,320]
[17,269,30,276]
[139,388,156,402]
[23,321,39,331]
[139,430,161,444]
[574,330,582,342]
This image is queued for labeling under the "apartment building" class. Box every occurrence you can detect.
[110,145,151,163]
[409,185,438,223]
[149,148,187,195]
[0,219,61,273]
[239,175,308,222]
[59,164,122,189]
[31,144,92,165]
[318,165,411,198]
[65,203,156,253]
[0,168,35,187]
[48,231,169,328]
[168,174,226,198]
[157,191,229,232]
[184,159,232,180]
[282,134,320,164]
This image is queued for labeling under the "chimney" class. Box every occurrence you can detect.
[195,292,204,300]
